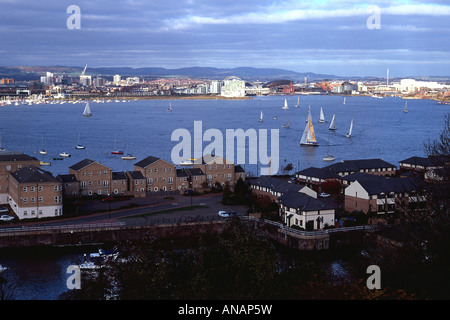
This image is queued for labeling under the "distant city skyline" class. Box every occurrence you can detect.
[1,0,450,77]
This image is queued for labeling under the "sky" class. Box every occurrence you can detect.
[0,0,449,77]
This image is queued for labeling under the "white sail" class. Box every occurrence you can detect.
[259,110,263,122]
[319,107,325,123]
[403,101,408,113]
[295,97,299,108]
[282,115,289,128]
[306,106,311,122]
[282,98,288,109]
[329,114,336,130]
[346,118,353,138]
[300,113,318,146]
[343,97,346,105]
[83,102,92,117]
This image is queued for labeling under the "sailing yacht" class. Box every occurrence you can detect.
[323,139,335,161]
[167,102,172,112]
[300,112,319,146]
[318,107,325,123]
[403,101,408,113]
[329,114,336,130]
[76,134,85,149]
[343,97,346,105]
[295,97,300,108]
[282,116,289,128]
[282,99,289,110]
[305,106,311,122]
[346,118,353,138]
[39,136,47,155]
[259,110,263,122]
[83,101,92,117]
[111,138,124,155]
[121,140,136,160]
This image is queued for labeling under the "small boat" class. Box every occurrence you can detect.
[259,110,263,122]
[318,107,325,123]
[53,157,63,160]
[295,97,300,108]
[300,112,319,146]
[329,114,336,130]
[76,134,85,149]
[59,152,71,157]
[282,116,289,128]
[111,138,124,154]
[273,116,278,120]
[82,102,92,117]
[282,98,289,110]
[323,139,335,161]
[346,118,353,138]
[343,97,346,105]
[167,102,172,112]
[40,161,51,166]
[121,139,136,160]
[39,136,47,154]
[403,101,408,113]
[180,159,194,166]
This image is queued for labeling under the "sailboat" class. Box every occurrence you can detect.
[121,139,136,160]
[346,118,353,138]
[83,101,92,117]
[305,106,311,122]
[39,136,47,155]
[318,107,325,123]
[282,115,289,128]
[403,101,408,113]
[295,97,300,108]
[323,138,335,161]
[76,134,85,149]
[111,138,124,155]
[282,99,289,110]
[343,97,346,105]
[300,112,319,146]
[329,114,336,130]
[167,102,172,112]
[259,110,263,122]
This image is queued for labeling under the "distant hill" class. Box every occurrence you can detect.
[0,66,341,82]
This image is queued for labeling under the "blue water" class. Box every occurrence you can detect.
[0,94,448,300]
[0,95,447,177]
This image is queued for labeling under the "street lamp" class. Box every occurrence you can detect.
[108,193,111,220]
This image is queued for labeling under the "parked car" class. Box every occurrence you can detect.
[218,211,229,218]
[0,215,14,222]
[228,211,239,216]
[184,190,199,196]
[0,207,9,213]
[318,192,331,198]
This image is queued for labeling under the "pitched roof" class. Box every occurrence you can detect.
[0,151,38,162]
[112,171,127,180]
[194,154,233,165]
[279,191,337,211]
[57,174,78,183]
[235,165,245,173]
[134,155,162,168]
[69,159,95,171]
[12,165,60,184]
[248,176,304,194]
[296,167,340,179]
[324,158,396,173]
[127,171,145,180]
[185,168,205,176]
[355,176,424,195]
[176,168,189,177]
[399,156,444,168]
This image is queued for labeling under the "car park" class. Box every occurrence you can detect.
[0,215,14,221]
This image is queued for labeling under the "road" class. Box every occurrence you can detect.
[0,193,249,230]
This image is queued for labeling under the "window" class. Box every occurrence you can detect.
[23,198,28,203]
[104,170,108,175]
[31,186,35,192]
[54,196,59,203]
[38,186,43,192]
[39,197,43,203]
[31,197,35,203]
[23,187,27,192]
[148,168,152,173]
[154,168,158,173]
[88,171,92,176]
[54,185,58,191]
[168,177,173,184]
[163,168,166,172]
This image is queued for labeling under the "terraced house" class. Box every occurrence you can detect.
[134,155,176,193]
[68,159,113,196]
[8,165,63,219]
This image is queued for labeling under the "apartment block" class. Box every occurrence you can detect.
[8,165,63,220]
[69,159,113,196]
[134,156,177,193]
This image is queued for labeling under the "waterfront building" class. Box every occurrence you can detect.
[185,168,207,192]
[279,191,337,230]
[113,75,121,85]
[125,171,146,198]
[134,155,177,193]
[323,158,397,177]
[68,159,113,196]
[8,165,63,220]
[209,80,221,94]
[193,154,236,188]
[221,76,246,98]
[0,151,40,204]
[111,171,128,195]
[344,174,426,215]
[295,167,341,191]
[248,176,316,202]
[57,174,79,197]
